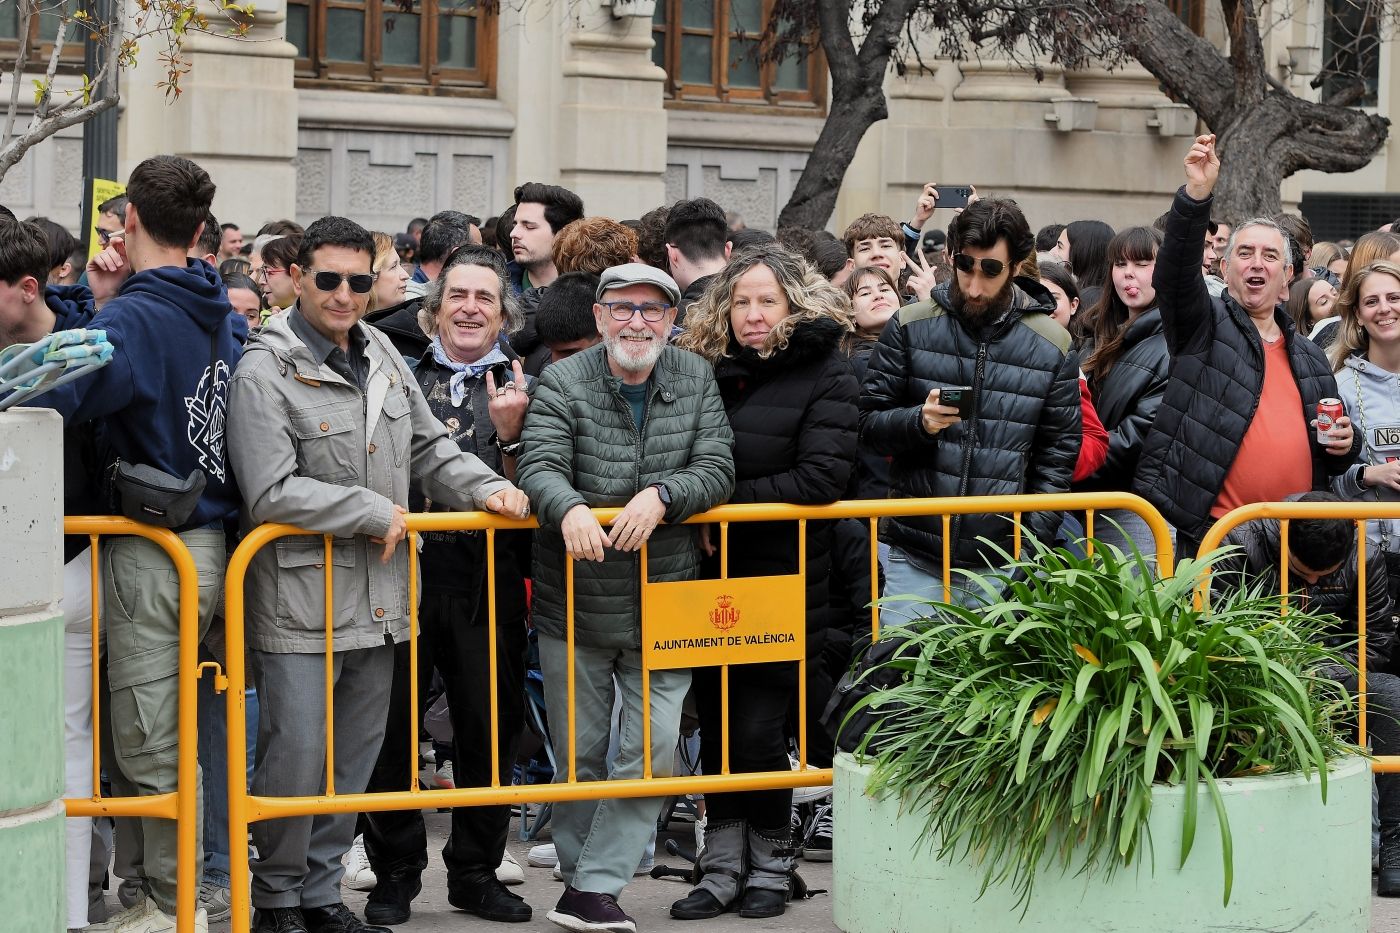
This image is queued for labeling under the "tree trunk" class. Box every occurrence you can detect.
[777,88,888,230]
[1207,93,1388,220]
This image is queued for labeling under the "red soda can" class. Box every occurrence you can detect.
[1317,398,1343,444]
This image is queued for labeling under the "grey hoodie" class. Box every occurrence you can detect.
[1331,353,1400,552]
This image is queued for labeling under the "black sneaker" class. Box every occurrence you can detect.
[363,871,422,925]
[448,874,532,923]
[303,902,391,933]
[545,886,636,933]
[803,803,833,862]
[253,907,309,933]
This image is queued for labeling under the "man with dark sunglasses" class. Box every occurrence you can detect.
[860,198,1082,612]
[227,216,530,933]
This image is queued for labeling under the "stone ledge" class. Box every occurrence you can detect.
[666,108,822,151]
[297,88,517,136]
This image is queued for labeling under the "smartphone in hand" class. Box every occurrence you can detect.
[935,186,974,210]
[939,386,974,417]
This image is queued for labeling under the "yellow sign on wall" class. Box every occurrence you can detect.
[642,574,806,671]
[87,177,126,259]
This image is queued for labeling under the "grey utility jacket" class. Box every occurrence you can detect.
[227,311,513,653]
[517,343,735,649]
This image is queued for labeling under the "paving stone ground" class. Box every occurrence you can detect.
[94,808,1400,931]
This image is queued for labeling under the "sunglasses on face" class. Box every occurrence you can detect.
[304,269,377,294]
[952,254,1005,278]
[95,228,121,246]
[602,300,672,322]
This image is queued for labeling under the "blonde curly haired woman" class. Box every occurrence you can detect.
[670,244,858,921]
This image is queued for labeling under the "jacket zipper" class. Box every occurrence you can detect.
[948,338,991,553]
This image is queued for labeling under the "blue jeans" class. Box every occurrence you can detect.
[198,657,258,886]
[880,546,989,628]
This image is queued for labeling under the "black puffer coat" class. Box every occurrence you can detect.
[1134,188,1354,539]
[1077,308,1169,491]
[708,317,859,684]
[1216,516,1395,672]
[846,336,891,499]
[860,278,1082,569]
[363,297,427,364]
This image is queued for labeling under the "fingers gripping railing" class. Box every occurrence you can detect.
[61,517,204,933]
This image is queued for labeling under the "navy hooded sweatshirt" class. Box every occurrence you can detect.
[42,260,242,530]
[45,284,105,560]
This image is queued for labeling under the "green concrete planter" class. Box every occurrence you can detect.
[833,751,1371,933]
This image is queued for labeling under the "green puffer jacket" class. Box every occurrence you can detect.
[518,343,736,648]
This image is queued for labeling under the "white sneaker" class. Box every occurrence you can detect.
[552,863,564,882]
[790,754,833,805]
[342,834,377,891]
[84,897,208,933]
[528,843,559,868]
[496,849,525,886]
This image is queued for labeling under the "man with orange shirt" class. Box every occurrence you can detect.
[1135,134,1356,561]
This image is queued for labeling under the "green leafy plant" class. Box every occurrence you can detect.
[853,534,1359,910]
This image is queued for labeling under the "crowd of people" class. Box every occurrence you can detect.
[2,130,1400,933]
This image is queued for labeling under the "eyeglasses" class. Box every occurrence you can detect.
[602,300,672,322]
[952,254,1005,278]
[304,269,377,294]
[95,228,122,247]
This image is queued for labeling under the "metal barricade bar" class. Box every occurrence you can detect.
[223,492,1173,932]
[61,517,203,933]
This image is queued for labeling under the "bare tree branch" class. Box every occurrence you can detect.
[31,0,70,126]
[4,0,39,147]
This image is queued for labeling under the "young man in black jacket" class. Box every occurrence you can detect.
[860,199,1081,616]
[1135,134,1356,559]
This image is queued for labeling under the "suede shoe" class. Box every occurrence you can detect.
[363,871,421,925]
[302,903,390,933]
[737,887,787,919]
[670,888,727,920]
[448,874,533,923]
[545,887,635,933]
[253,907,309,933]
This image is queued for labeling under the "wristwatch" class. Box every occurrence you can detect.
[651,482,672,507]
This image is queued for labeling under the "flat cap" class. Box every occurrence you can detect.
[596,262,682,308]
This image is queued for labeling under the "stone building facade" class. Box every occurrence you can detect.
[0,0,1395,240]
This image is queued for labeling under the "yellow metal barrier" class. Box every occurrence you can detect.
[222,492,1172,931]
[61,517,204,933]
[1200,500,1400,775]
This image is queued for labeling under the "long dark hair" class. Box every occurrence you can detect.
[1080,226,1162,381]
[1065,220,1115,291]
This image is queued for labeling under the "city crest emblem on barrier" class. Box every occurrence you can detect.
[710,595,740,632]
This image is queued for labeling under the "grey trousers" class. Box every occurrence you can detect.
[249,644,394,909]
[537,634,690,899]
[101,528,225,914]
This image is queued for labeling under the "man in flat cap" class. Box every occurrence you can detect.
[517,263,735,933]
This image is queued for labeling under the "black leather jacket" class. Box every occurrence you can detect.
[1078,308,1169,492]
[1217,516,1396,672]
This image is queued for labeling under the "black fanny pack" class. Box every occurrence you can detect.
[108,460,207,529]
[103,330,216,529]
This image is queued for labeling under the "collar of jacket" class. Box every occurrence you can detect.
[716,317,846,379]
[1121,306,1164,348]
[1220,290,1300,359]
[250,308,393,389]
[573,342,680,404]
[930,275,1057,338]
